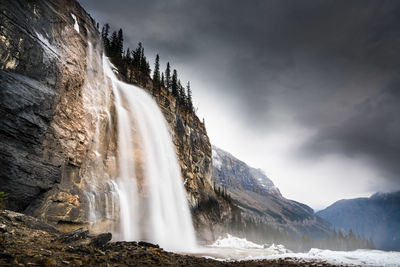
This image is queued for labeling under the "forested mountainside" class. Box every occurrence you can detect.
[211,146,373,251]
[317,191,400,251]
[212,146,330,237]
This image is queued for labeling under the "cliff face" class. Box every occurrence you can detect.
[0,0,217,233]
[212,146,331,237]
[120,74,214,209]
[0,0,103,223]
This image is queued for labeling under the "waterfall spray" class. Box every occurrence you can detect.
[84,55,197,252]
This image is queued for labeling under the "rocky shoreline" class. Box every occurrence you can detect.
[0,210,350,267]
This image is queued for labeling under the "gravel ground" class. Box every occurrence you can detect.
[0,210,350,266]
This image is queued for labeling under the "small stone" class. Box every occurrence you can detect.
[40,248,52,256]
[0,223,7,233]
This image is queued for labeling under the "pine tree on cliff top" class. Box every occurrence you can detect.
[165,62,171,92]
[101,24,110,55]
[171,69,178,98]
[110,31,118,57]
[140,47,151,76]
[125,48,131,64]
[178,79,186,105]
[153,54,161,89]
[117,28,124,58]
[133,42,143,69]
[186,81,193,112]
[161,72,165,88]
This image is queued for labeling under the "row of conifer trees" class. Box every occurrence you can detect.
[101,25,194,113]
[212,183,374,252]
[229,214,374,252]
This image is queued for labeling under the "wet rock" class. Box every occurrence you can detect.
[89,233,112,247]
[0,224,7,233]
[138,241,159,248]
[57,228,88,243]
[2,210,59,234]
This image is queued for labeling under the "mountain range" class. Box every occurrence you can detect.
[212,145,331,238]
[317,191,400,251]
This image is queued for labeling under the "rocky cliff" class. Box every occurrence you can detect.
[0,0,219,235]
[0,0,102,224]
[212,146,331,238]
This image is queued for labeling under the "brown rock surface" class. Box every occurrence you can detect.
[0,210,346,267]
[0,0,228,238]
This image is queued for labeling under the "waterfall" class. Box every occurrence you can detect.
[83,55,196,252]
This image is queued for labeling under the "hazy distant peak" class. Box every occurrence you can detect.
[212,144,281,197]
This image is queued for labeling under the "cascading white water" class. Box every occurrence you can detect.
[99,56,197,252]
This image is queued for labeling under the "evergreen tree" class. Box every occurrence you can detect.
[140,47,146,72]
[140,47,151,76]
[161,72,165,88]
[165,62,171,91]
[133,42,143,69]
[186,81,193,112]
[110,31,118,57]
[153,54,161,90]
[369,237,374,249]
[117,28,124,58]
[101,24,110,54]
[347,229,356,250]
[178,79,185,104]
[125,48,131,64]
[171,69,178,97]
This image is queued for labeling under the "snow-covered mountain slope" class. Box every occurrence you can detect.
[213,146,281,197]
[212,145,331,237]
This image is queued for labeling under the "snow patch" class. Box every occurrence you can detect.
[71,13,80,33]
[268,243,291,254]
[205,235,400,266]
[212,148,223,169]
[211,234,290,254]
[211,234,263,249]
[256,248,400,266]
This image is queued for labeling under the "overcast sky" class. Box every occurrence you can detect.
[80,0,400,210]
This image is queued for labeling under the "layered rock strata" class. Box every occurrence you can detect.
[0,0,220,235]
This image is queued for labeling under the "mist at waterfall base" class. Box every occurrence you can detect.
[83,47,196,252]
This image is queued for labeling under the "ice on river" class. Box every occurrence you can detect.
[192,234,400,266]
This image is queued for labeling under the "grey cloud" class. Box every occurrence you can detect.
[302,79,400,188]
[80,0,400,191]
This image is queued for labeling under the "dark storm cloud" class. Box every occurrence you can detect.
[80,0,400,188]
[303,79,400,188]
